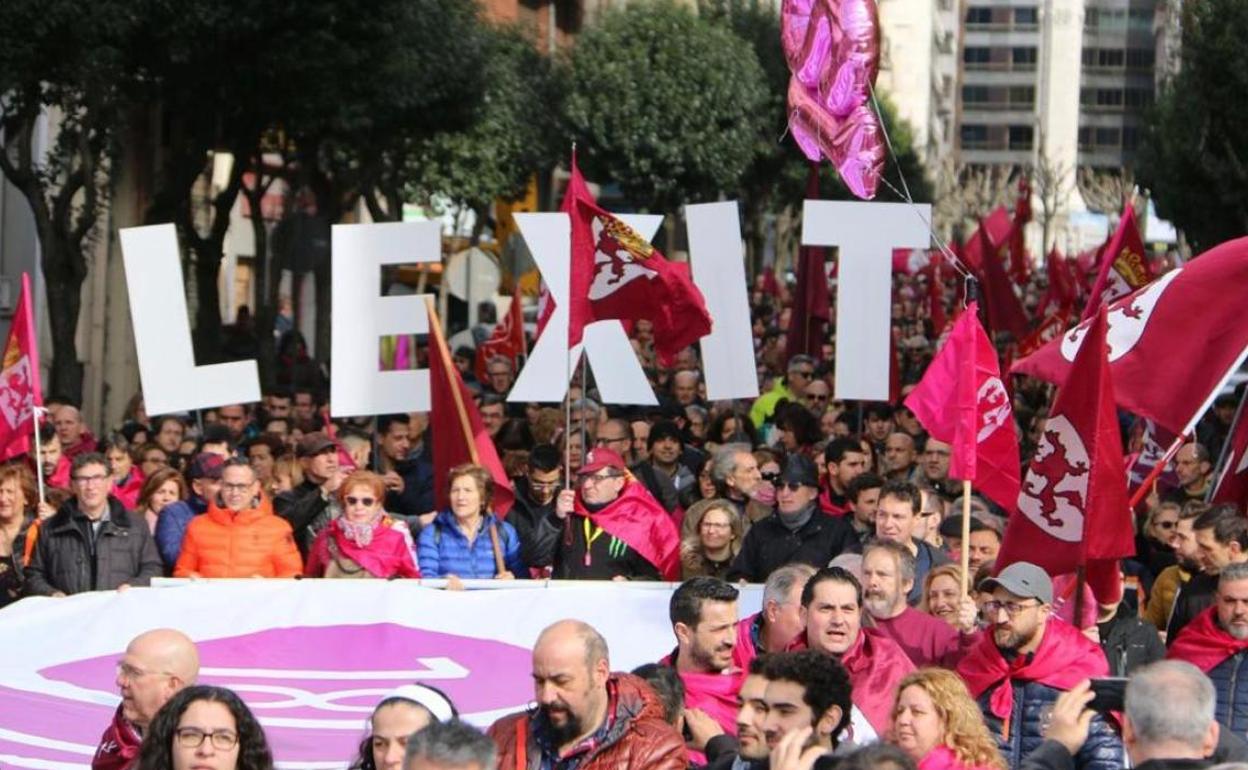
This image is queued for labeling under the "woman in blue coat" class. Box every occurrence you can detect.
[418,464,523,584]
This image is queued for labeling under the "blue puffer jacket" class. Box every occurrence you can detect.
[977,680,1124,770]
[417,511,524,579]
[1207,649,1248,733]
[154,500,199,569]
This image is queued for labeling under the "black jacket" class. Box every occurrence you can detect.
[508,477,562,570]
[1098,603,1166,675]
[1168,572,1217,644]
[1021,740,1209,770]
[727,508,860,583]
[274,480,335,559]
[25,497,162,595]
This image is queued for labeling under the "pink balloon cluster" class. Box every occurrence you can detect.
[781,0,885,199]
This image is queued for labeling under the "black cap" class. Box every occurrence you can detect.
[778,455,819,488]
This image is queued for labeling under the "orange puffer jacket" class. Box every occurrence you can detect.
[173,496,303,578]
[489,673,686,770]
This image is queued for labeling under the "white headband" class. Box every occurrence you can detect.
[379,684,456,723]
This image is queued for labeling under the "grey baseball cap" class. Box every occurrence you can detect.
[978,562,1053,604]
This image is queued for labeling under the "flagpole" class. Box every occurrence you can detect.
[1209,389,1248,502]
[424,297,480,466]
[1128,434,1187,510]
[960,479,972,596]
[32,408,46,506]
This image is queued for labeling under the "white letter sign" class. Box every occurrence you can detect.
[330,221,441,417]
[120,224,261,414]
[803,201,930,401]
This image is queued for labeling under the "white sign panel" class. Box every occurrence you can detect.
[330,221,441,417]
[803,201,931,401]
[686,201,758,401]
[120,225,260,415]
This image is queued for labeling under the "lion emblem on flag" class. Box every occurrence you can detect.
[588,215,658,301]
[1060,268,1180,363]
[0,355,32,430]
[1017,415,1089,542]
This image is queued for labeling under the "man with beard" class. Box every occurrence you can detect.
[759,651,854,764]
[705,657,773,770]
[711,443,766,523]
[1168,505,1248,643]
[728,456,860,583]
[789,567,914,741]
[1168,561,1248,733]
[662,578,742,741]
[818,438,868,516]
[860,542,978,667]
[957,562,1123,770]
[508,444,563,574]
[92,629,199,770]
[1146,502,1206,633]
[733,564,817,669]
[489,620,685,770]
[1164,442,1215,505]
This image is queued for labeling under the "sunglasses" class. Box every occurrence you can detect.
[345,496,377,507]
[1155,520,1177,530]
[778,481,807,492]
[761,471,780,484]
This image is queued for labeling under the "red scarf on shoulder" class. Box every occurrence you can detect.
[1168,606,1248,672]
[957,618,1107,720]
[575,481,681,580]
[786,627,915,733]
[92,705,142,770]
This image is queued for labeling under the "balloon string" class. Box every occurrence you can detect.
[867,80,974,283]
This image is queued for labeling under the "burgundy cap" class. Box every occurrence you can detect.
[579,447,627,476]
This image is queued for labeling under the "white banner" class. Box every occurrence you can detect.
[0,581,761,769]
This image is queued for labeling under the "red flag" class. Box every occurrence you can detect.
[1013,237,1248,436]
[975,226,1030,340]
[1009,178,1032,285]
[0,275,43,461]
[1082,206,1153,320]
[904,303,1020,512]
[998,307,1133,603]
[1126,418,1180,498]
[563,154,712,364]
[1211,393,1248,508]
[474,289,525,383]
[1017,310,1071,359]
[427,305,514,517]
[982,206,1013,250]
[1039,248,1077,317]
[535,278,554,342]
[760,266,780,299]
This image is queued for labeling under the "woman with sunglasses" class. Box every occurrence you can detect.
[304,470,420,579]
[136,685,273,770]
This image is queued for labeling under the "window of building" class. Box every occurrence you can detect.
[1078,126,1094,150]
[1009,125,1035,150]
[1095,127,1121,147]
[963,85,989,103]
[1012,47,1038,69]
[1098,49,1125,68]
[1096,88,1124,107]
[1124,88,1154,108]
[1126,48,1155,69]
[964,46,991,64]
[961,124,989,147]
[1122,126,1140,150]
[966,7,993,24]
[1008,86,1036,106]
[1014,7,1038,25]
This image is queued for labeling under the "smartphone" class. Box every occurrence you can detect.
[1088,677,1127,712]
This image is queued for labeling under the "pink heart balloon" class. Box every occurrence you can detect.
[788,75,885,200]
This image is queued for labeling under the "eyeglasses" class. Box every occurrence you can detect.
[221,483,252,493]
[116,661,171,681]
[175,727,239,751]
[982,600,1040,617]
[1155,520,1177,530]
[72,474,110,485]
[345,496,377,507]
[761,472,780,484]
[806,394,829,402]
[580,472,622,485]
[790,369,815,379]
[778,481,807,492]
[529,479,562,490]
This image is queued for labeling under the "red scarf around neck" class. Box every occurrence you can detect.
[91,705,142,770]
[1168,606,1248,673]
[957,617,1108,720]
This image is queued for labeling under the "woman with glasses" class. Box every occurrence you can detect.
[304,470,420,579]
[417,464,523,585]
[679,498,743,579]
[1135,501,1180,583]
[136,685,273,770]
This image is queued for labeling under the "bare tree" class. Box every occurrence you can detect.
[1077,166,1136,216]
[932,158,1017,240]
[1031,149,1071,253]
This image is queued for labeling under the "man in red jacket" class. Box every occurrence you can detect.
[489,619,686,770]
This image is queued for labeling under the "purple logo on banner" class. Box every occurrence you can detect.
[4,623,533,767]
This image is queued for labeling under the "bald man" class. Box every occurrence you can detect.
[54,404,96,461]
[489,620,686,770]
[93,629,199,770]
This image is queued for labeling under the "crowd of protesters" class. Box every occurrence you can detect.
[2,267,1246,770]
